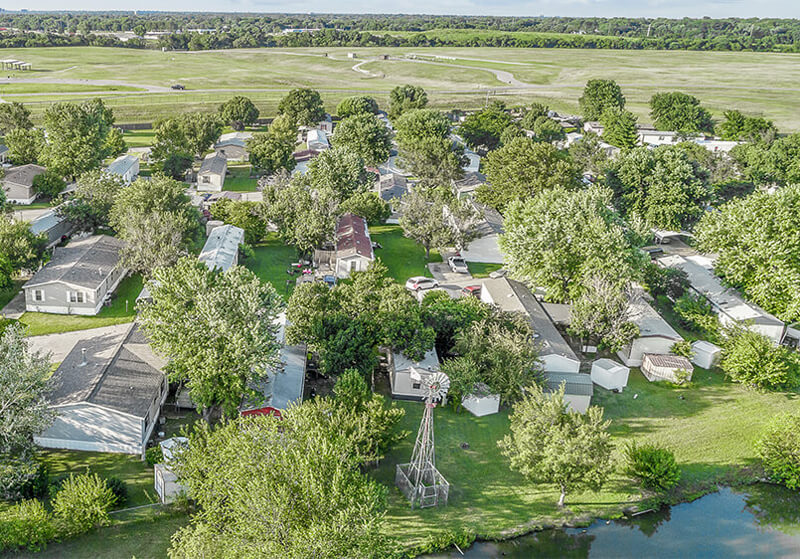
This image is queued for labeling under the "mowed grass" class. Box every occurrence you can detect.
[121,128,156,148]
[224,165,259,192]
[466,262,503,278]
[0,83,143,94]
[370,225,442,283]
[3,46,799,129]
[373,367,800,548]
[19,274,142,336]
[244,234,301,300]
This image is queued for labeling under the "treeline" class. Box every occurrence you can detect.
[0,13,799,52]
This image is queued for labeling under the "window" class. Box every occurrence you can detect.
[412,382,421,390]
[33,289,44,302]
[68,291,85,304]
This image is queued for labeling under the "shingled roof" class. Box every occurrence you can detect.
[5,164,46,187]
[24,235,125,290]
[335,213,373,260]
[198,152,227,176]
[48,323,166,418]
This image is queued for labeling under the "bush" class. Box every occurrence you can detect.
[674,292,718,337]
[51,473,115,537]
[145,445,164,466]
[32,170,65,198]
[623,441,681,492]
[411,528,476,556]
[720,327,800,390]
[644,263,689,301]
[756,413,800,490]
[0,456,47,501]
[0,499,57,552]
[105,476,128,508]
[670,340,694,359]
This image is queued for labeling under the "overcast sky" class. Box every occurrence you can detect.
[12,1,800,19]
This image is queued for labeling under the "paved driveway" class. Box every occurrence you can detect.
[27,323,133,363]
[425,262,477,299]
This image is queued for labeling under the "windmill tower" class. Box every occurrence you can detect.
[395,369,451,508]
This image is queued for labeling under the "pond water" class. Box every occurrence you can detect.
[428,485,800,558]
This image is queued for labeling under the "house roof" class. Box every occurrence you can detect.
[644,353,693,370]
[452,171,486,193]
[199,224,244,272]
[105,154,138,176]
[293,149,320,161]
[544,372,594,397]
[24,235,125,290]
[307,129,329,147]
[482,278,578,363]
[48,323,165,418]
[215,131,252,149]
[393,347,440,373]
[627,297,682,341]
[691,340,721,354]
[242,344,306,413]
[29,207,67,235]
[658,254,784,329]
[5,164,46,187]
[198,152,227,176]
[335,213,374,261]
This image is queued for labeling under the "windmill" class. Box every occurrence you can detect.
[395,368,451,508]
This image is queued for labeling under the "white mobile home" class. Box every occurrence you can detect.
[197,152,227,192]
[199,224,244,272]
[105,154,140,184]
[617,298,683,367]
[2,164,46,205]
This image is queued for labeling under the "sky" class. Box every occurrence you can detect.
[11,1,800,19]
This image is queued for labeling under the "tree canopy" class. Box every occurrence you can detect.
[58,169,124,231]
[152,113,223,160]
[579,79,625,121]
[600,106,639,149]
[3,128,43,166]
[388,84,427,119]
[336,95,379,118]
[218,95,259,129]
[331,114,392,166]
[718,110,777,143]
[277,88,326,126]
[0,101,32,134]
[649,92,713,134]
[458,102,513,151]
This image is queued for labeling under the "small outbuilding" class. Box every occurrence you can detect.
[307,129,329,151]
[461,383,500,417]
[389,348,440,401]
[590,358,630,391]
[641,353,694,384]
[154,437,188,503]
[544,372,593,414]
[690,340,722,369]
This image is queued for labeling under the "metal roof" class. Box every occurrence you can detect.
[544,372,594,397]
[393,347,440,373]
[627,297,682,340]
[199,224,244,272]
[105,154,138,176]
[29,208,67,235]
[24,235,125,290]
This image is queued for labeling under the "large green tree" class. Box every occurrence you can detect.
[499,383,614,507]
[277,88,326,126]
[304,147,371,199]
[568,275,639,351]
[0,102,33,134]
[718,110,776,143]
[388,84,427,119]
[729,133,800,186]
[695,184,800,321]
[398,187,479,258]
[0,215,46,272]
[336,95,379,118]
[331,114,392,166]
[138,257,283,420]
[478,136,581,212]
[218,95,259,130]
[151,113,222,160]
[58,169,124,231]
[393,108,451,145]
[248,114,297,175]
[719,327,800,391]
[600,106,639,149]
[579,79,625,121]
[649,92,713,134]
[568,131,609,175]
[4,128,44,165]
[459,102,513,151]
[499,186,641,302]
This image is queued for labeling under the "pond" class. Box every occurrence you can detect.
[428,485,800,558]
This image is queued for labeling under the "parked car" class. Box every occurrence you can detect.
[448,256,469,274]
[641,245,664,258]
[488,269,508,279]
[405,276,439,292]
[461,285,481,298]
[171,84,186,90]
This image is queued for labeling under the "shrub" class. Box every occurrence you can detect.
[0,456,47,501]
[720,327,800,390]
[755,413,800,490]
[623,441,681,492]
[644,263,689,301]
[411,528,476,555]
[51,473,115,537]
[670,340,694,359]
[674,292,719,337]
[0,499,56,552]
[145,445,164,466]
[105,476,128,508]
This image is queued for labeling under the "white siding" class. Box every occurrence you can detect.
[34,403,144,455]
[618,336,677,367]
[541,353,581,374]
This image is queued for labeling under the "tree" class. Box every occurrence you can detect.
[0,102,32,134]
[336,95,379,118]
[103,127,127,158]
[0,215,46,272]
[459,102,513,151]
[519,102,550,129]
[421,289,491,356]
[339,191,391,225]
[168,413,394,558]
[600,106,639,149]
[389,84,427,119]
[694,184,800,321]
[569,131,609,175]
[730,133,800,186]
[109,175,200,275]
[248,118,297,176]
[331,114,392,166]
[277,87,325,126]
[138,257,283,420]
[478,136,580,212]
[398,187,478,259]
[304,147,371,199]
[210,198,267,245]
[719,327,800,391]
[650,92,713,134]
[397,136,465,186]
[4,128,44,165]
[51,473,115,537]
[32,171,64,198]
[623,442,681,492]
[159,152,193,180]
[718,110,776,143]
[218,95,259,130]
[39,99,114,179]
[579,79,625,121]
[499,383,613,507]
[151,113,222,160]
[528,115,566,144]
[569,275,639,351]
[606,145,708,230]
[393,108,451,145]
[499,186,641,302]
[755,413,800,490]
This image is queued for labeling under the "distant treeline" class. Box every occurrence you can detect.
[1,13,799,53]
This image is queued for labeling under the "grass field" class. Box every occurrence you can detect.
[0,83,143,94]
[2,46,798,130]
[19,274,142,336]
[370,225,442,282]
[244,234,301,300]
[224,165,259,191]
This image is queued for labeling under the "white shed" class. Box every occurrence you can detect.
[691,340,722,369]
[641,353,694,384]
[307,129,329,151]
[590,358,630,391]
[154,437,188,503]
[461,383,500,417]
[389,348,440,401]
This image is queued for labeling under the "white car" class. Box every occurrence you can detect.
[489,269,508,279]
[448,256,469,274]
[405,276,440,292]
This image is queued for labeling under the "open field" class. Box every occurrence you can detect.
[0,46,798,129]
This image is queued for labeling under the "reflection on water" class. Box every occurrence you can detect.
[427,485,800,558]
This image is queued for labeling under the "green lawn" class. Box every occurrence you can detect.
[224,165,259,192]
[244,235,302,300]
[370,225,441,284]
[121,129,156,148]
[10,201,54,211]
[19,274,142,336]
[372,368,800,548]
[466,262,502,278]
[0,83,143,94]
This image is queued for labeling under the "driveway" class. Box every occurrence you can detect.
[426,262,477,299]
[27,323,132,363]
[1,291,26,320]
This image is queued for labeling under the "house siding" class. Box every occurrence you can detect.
[618,336,678,367]
[34,403,144,455]
[24,269,127,316]
[3,181,36,205]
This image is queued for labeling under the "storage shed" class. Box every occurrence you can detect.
[691,340,722,369]
[544,372,593,414]
[617,298,683,367]
[461,383,500,417]
[641,354,694,384]
[590,358,630,391]
[389,348,440,401]
[154,437,188,503]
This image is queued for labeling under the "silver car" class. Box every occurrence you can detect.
[448,256,469,274]
[405,276,440,291]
